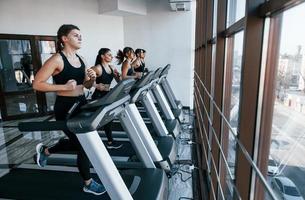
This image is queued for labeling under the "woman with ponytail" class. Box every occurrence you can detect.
[90,48,122,149]
[116,47,142,80]
[132,48,147,74]
[32,24,106,196]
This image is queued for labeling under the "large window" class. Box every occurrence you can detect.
[267,3,305,199]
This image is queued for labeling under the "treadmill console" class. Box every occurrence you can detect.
[152,68,163,80]
[82,79,135,110]
[132,71,154,90]
[160,64,171,77]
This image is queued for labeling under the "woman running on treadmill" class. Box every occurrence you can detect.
[90,48,123,149]
[132,48,147,74]
[32,24,106,195]
[116,47,142,80]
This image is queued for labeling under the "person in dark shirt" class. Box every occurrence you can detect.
[116,47,142,80]
[91,48,123,149]
[32,24,106,196]
[132,48,147,74]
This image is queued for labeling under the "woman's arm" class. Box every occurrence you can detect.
[110,65,121,82]
[33,54,76,92]
[121,61,141,80]
[90,65,109,91]
[82,58,96,89]
[91,64,103,77]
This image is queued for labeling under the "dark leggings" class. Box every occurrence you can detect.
[103,123,113,142]
[48,95,91,181]
[92,90,113,142]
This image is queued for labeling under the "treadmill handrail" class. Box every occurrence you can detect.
[160,64,170,77]
[18,121,68,132]
[152,68,163,80]
[131,71,154,90]
[130,82,152,103]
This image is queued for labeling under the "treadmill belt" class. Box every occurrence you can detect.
[105,140,135,156]
[0,168,167,200]
[0,168,111,200]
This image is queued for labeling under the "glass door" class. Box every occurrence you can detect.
[0,39,38,120]
[0,35,57,121]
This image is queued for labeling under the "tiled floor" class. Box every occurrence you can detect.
[169,109,194,200]
[0,116,64,168]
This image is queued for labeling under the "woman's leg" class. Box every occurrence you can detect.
[49,96,91,181]
[36,96,105,195]
[104,122,113,143]
[104,122,123,149]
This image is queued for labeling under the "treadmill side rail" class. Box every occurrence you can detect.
[142,92,168,137]
[151,85,175,120]
[125,104,171,172]
[119,108,156,168]
[77,131,133,200]
[160,78,179,110]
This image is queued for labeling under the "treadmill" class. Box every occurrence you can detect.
[111,69,180,138]
[0,79,168,200]
[148,68,181,137]
[158,64,184,122]
[48,75,176,172]
[106,71,177,169]
[93,71,177,171]
[141,68,181,138]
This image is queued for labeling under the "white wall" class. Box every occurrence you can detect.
[0,0,195,108]
[123,0,195,108]
[0,0,124,66]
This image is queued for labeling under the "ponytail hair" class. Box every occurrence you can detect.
[95,48,111,65]
[56,24,80,52]
[116,50,125,65]
[116,47,134,65]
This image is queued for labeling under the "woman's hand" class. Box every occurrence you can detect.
[113,68,119,75]
[65,79,77,91]
[113,68,121,79]
[96,83,110,91]
[87,68,96,81]
[135,72,143,79]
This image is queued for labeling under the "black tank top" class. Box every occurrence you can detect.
[92,65,114,99]
[53,52,86,85]
[127,67,134,76]
[134,61,145,73]
[95,65,114,85]
[122,60,134,76]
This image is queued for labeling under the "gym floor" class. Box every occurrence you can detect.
[0,109,195,199]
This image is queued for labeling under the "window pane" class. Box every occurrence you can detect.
[5,93,38,115]
[0,39,33,91]
[38,40,56,112]
[223,30,244,199]
[226,0,246,27]
[269,3,305,200]
[230,31,243,128]
[229,30,244,185]
[0,39,38,116]
[212,0,218,37]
